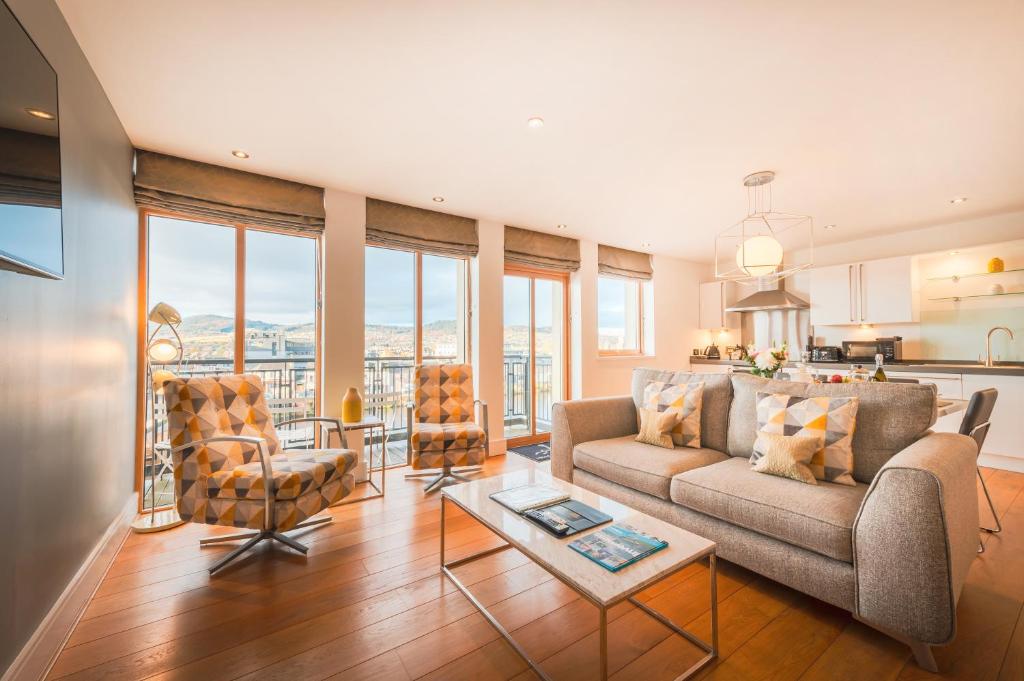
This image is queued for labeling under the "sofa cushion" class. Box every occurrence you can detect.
[728,374,936,483]
[632,369,732,452]
[573,435,729,500]
[671,457,869,562]
[642,380,704,448]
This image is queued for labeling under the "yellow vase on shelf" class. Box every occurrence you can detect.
[987,257,1005,273]
[342,387,363,423]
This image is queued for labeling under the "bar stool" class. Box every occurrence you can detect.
[959,388,999,553]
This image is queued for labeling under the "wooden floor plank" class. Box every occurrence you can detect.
[46,455,1024,681]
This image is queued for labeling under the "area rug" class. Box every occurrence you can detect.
[509,443,551,463]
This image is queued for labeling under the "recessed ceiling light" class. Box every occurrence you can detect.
[556,224,567,230]
[25,108,55,120]
[823,224,836,230]
[432,196,445,203]
[527,116,545,129]
[231,150,250,159]
[949,250,959,256]
[950,197,967,204]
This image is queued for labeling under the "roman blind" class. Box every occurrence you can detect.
[0,128,60,208]
[597,244,653,280]
[365,198,478,257]
[503,225,580,272]
[133,150,326,235]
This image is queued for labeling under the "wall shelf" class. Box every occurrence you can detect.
[927,267,1024,282]
[929,290,1024,302]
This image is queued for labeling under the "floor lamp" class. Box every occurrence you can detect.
[131,302,187,533]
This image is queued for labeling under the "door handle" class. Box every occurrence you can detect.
[859,263,865,321]
[848,265,854,322]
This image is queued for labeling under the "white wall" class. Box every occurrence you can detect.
[472,221,507,453]
[322,189,366,460]
[575,240,710,398]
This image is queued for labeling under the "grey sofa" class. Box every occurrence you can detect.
[550,369,979,673]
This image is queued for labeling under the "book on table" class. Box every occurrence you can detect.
[490,484,570,513]
[568,524,669,572]
[489,484,612,537]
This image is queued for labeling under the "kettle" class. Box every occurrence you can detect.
[703,344,721,359]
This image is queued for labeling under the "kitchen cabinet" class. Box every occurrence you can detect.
[809,255,918,325]
[962,374,1024,462]
[698,281,740,330]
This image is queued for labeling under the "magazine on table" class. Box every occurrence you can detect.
[490,484,570,513]
[568,524,668,572]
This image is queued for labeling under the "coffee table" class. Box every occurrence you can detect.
[441,470,718,680]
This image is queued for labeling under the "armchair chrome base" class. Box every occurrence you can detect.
[405,465,482,494]
[199,515,332,574]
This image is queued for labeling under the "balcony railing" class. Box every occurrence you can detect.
[144,354,554,509]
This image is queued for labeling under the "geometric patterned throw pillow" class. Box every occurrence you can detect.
[642,380,705,449]
[751,392,859,486]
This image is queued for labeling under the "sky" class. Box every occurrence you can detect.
[148,216,628,330]
[149,216,316,325]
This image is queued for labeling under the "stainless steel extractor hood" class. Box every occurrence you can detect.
[725,278,809,312]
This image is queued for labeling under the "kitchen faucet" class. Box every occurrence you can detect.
[985,326,1014,367]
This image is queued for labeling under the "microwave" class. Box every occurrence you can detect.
[842,337,903,363]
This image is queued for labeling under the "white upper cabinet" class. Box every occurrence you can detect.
[809,263,857,326]
[698,281,740,330]
[810,256,918,326]
[858,256,918,324]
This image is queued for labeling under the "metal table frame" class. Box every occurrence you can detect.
[328,420,386,505]
[440,493,718,681]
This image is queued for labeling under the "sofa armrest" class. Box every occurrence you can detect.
[852,431,978,645]
[550,396,637,482]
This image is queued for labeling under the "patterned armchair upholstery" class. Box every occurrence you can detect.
[406,364,488,492]
[163,374,357,573]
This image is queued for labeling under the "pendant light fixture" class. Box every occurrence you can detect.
[715,171,813,284]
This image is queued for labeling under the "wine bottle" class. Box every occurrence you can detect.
[873,353,887,382]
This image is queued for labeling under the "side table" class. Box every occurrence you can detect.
[327,419,386,505]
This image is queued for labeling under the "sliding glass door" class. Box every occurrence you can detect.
[140,212,321,511]
[503,268,569,445]
[364,245,470,465]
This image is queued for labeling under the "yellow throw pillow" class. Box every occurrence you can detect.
[642,380,705,448]
[636,407,681,449]
[752,432,820,485]
[751,391,860,486]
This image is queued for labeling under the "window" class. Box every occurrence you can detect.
[597,276,651,355]
[141,213,321,510]
[364,246,470,464]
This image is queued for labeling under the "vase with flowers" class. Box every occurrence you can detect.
[745,343,788,379]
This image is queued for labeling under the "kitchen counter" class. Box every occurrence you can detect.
[690,357,1024,377]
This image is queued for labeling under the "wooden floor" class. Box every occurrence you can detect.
[48,455,1024,681]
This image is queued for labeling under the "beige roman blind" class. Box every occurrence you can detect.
[365,198,478,257]
[597,244,653,280]
[504,225,581,272]
[0,128,60,208]
[133,150,326,235]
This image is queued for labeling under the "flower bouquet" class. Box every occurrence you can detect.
[745,343,788,379]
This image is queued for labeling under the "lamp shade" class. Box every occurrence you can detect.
[148,302,182,326]
[151,369,177,393]
[735,235,784,277]
[148,338,180,363]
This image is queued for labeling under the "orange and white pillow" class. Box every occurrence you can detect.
[642,381,705,449]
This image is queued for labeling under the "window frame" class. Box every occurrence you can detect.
[134,208,324,512]
[364,245,472,366]
[596,274,649,357]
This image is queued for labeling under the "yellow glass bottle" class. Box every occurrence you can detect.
[342,387,363,423]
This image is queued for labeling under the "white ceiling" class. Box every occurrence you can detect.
[57,0,1024,261]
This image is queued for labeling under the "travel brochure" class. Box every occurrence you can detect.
[568,524,669,572]
[490,484,570,513]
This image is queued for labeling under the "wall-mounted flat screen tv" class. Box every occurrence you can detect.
[0,0,62,279]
